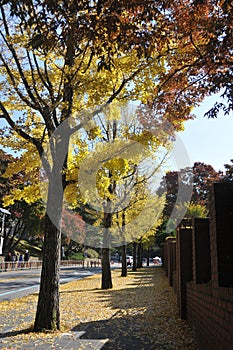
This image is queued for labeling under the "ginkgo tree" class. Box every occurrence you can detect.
[0,2,166,331]
[75,101,174,285]
[0,0,220,332]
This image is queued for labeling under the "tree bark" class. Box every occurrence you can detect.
[147,247,150,267]
[34,213,61,331]
[121,210,127,277]
[137,241,143,268]
[101,246,112,289]
[34,134,68,331]
[121,243,127,277]
[101,202,113,289]
[132,241,137,272]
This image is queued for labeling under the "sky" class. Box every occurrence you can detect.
[177,94,233,172]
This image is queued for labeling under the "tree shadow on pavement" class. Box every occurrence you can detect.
[71,268,197,350]
[0,327,32,339]
[71,270,164,349]
[72,312,163,350]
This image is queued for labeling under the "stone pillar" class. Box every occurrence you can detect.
[192,218,211,284]
[209,183,233,289]
[167,238,176,287]
[176,221,193,319]
[163,240,168,276]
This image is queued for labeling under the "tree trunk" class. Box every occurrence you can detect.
[34,214,61,331]
[101,247,112,289]
[101,204,113,289]
[147,247,150,267]
[121,210,127,277]
[137,241,143,268]
[34,136,67,331]
[121,243,127,277]
[132,241,137,271]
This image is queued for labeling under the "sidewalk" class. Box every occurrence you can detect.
[0,267,198,349]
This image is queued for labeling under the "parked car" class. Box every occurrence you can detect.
[153,256,162,266]
[126,255,133,266]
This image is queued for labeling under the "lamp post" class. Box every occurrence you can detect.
[0,208,11,236]
[0,208,11,255]
[100,241,103,265]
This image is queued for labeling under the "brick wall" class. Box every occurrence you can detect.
[163,183,233,349]
[186,282,233,350]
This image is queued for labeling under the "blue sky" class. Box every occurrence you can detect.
[177,95,233,172]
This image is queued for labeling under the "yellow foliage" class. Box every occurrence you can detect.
[104,157,131,180]
[87,126,103,140]
[3,184,40,206]
[63,184,79,207]
[0,19,174,231]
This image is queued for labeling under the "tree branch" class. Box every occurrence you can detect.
[0,101,44,156]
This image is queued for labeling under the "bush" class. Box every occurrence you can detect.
[69,253,84,261]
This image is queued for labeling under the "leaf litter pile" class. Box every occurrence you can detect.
[0,267,198,349]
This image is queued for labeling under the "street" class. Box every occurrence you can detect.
[0,262,155,302]
[0,266,101,302]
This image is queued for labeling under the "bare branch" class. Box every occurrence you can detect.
[0,101,43,156]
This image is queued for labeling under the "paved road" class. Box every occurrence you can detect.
[0,266,102,302]
[0,262,153,302]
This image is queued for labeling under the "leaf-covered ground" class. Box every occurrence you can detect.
[0,267,198,349]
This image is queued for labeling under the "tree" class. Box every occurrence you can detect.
[176,201,208,219]
[0,1,166,330]
[0,0,219,331]
[0,150,21,201]
[158,168,193,219]
[77,102,167,286]
[155,216,176,249]
[197,0,233,118]
[155,200,208,248]
[0,201,45,256]
[0,150,44,255]
[153,0,233,119]
[221,160,233,182]
[191,162,221,205]
[160,162,221,219]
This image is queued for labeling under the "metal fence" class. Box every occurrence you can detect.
[0,259,101,272]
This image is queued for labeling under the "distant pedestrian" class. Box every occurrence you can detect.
[18,253,23,268]
[24,250,30,268]
[4,252,12,270]
[12,251,18,268]
[12,251,18,261]
[5,252,12,261]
